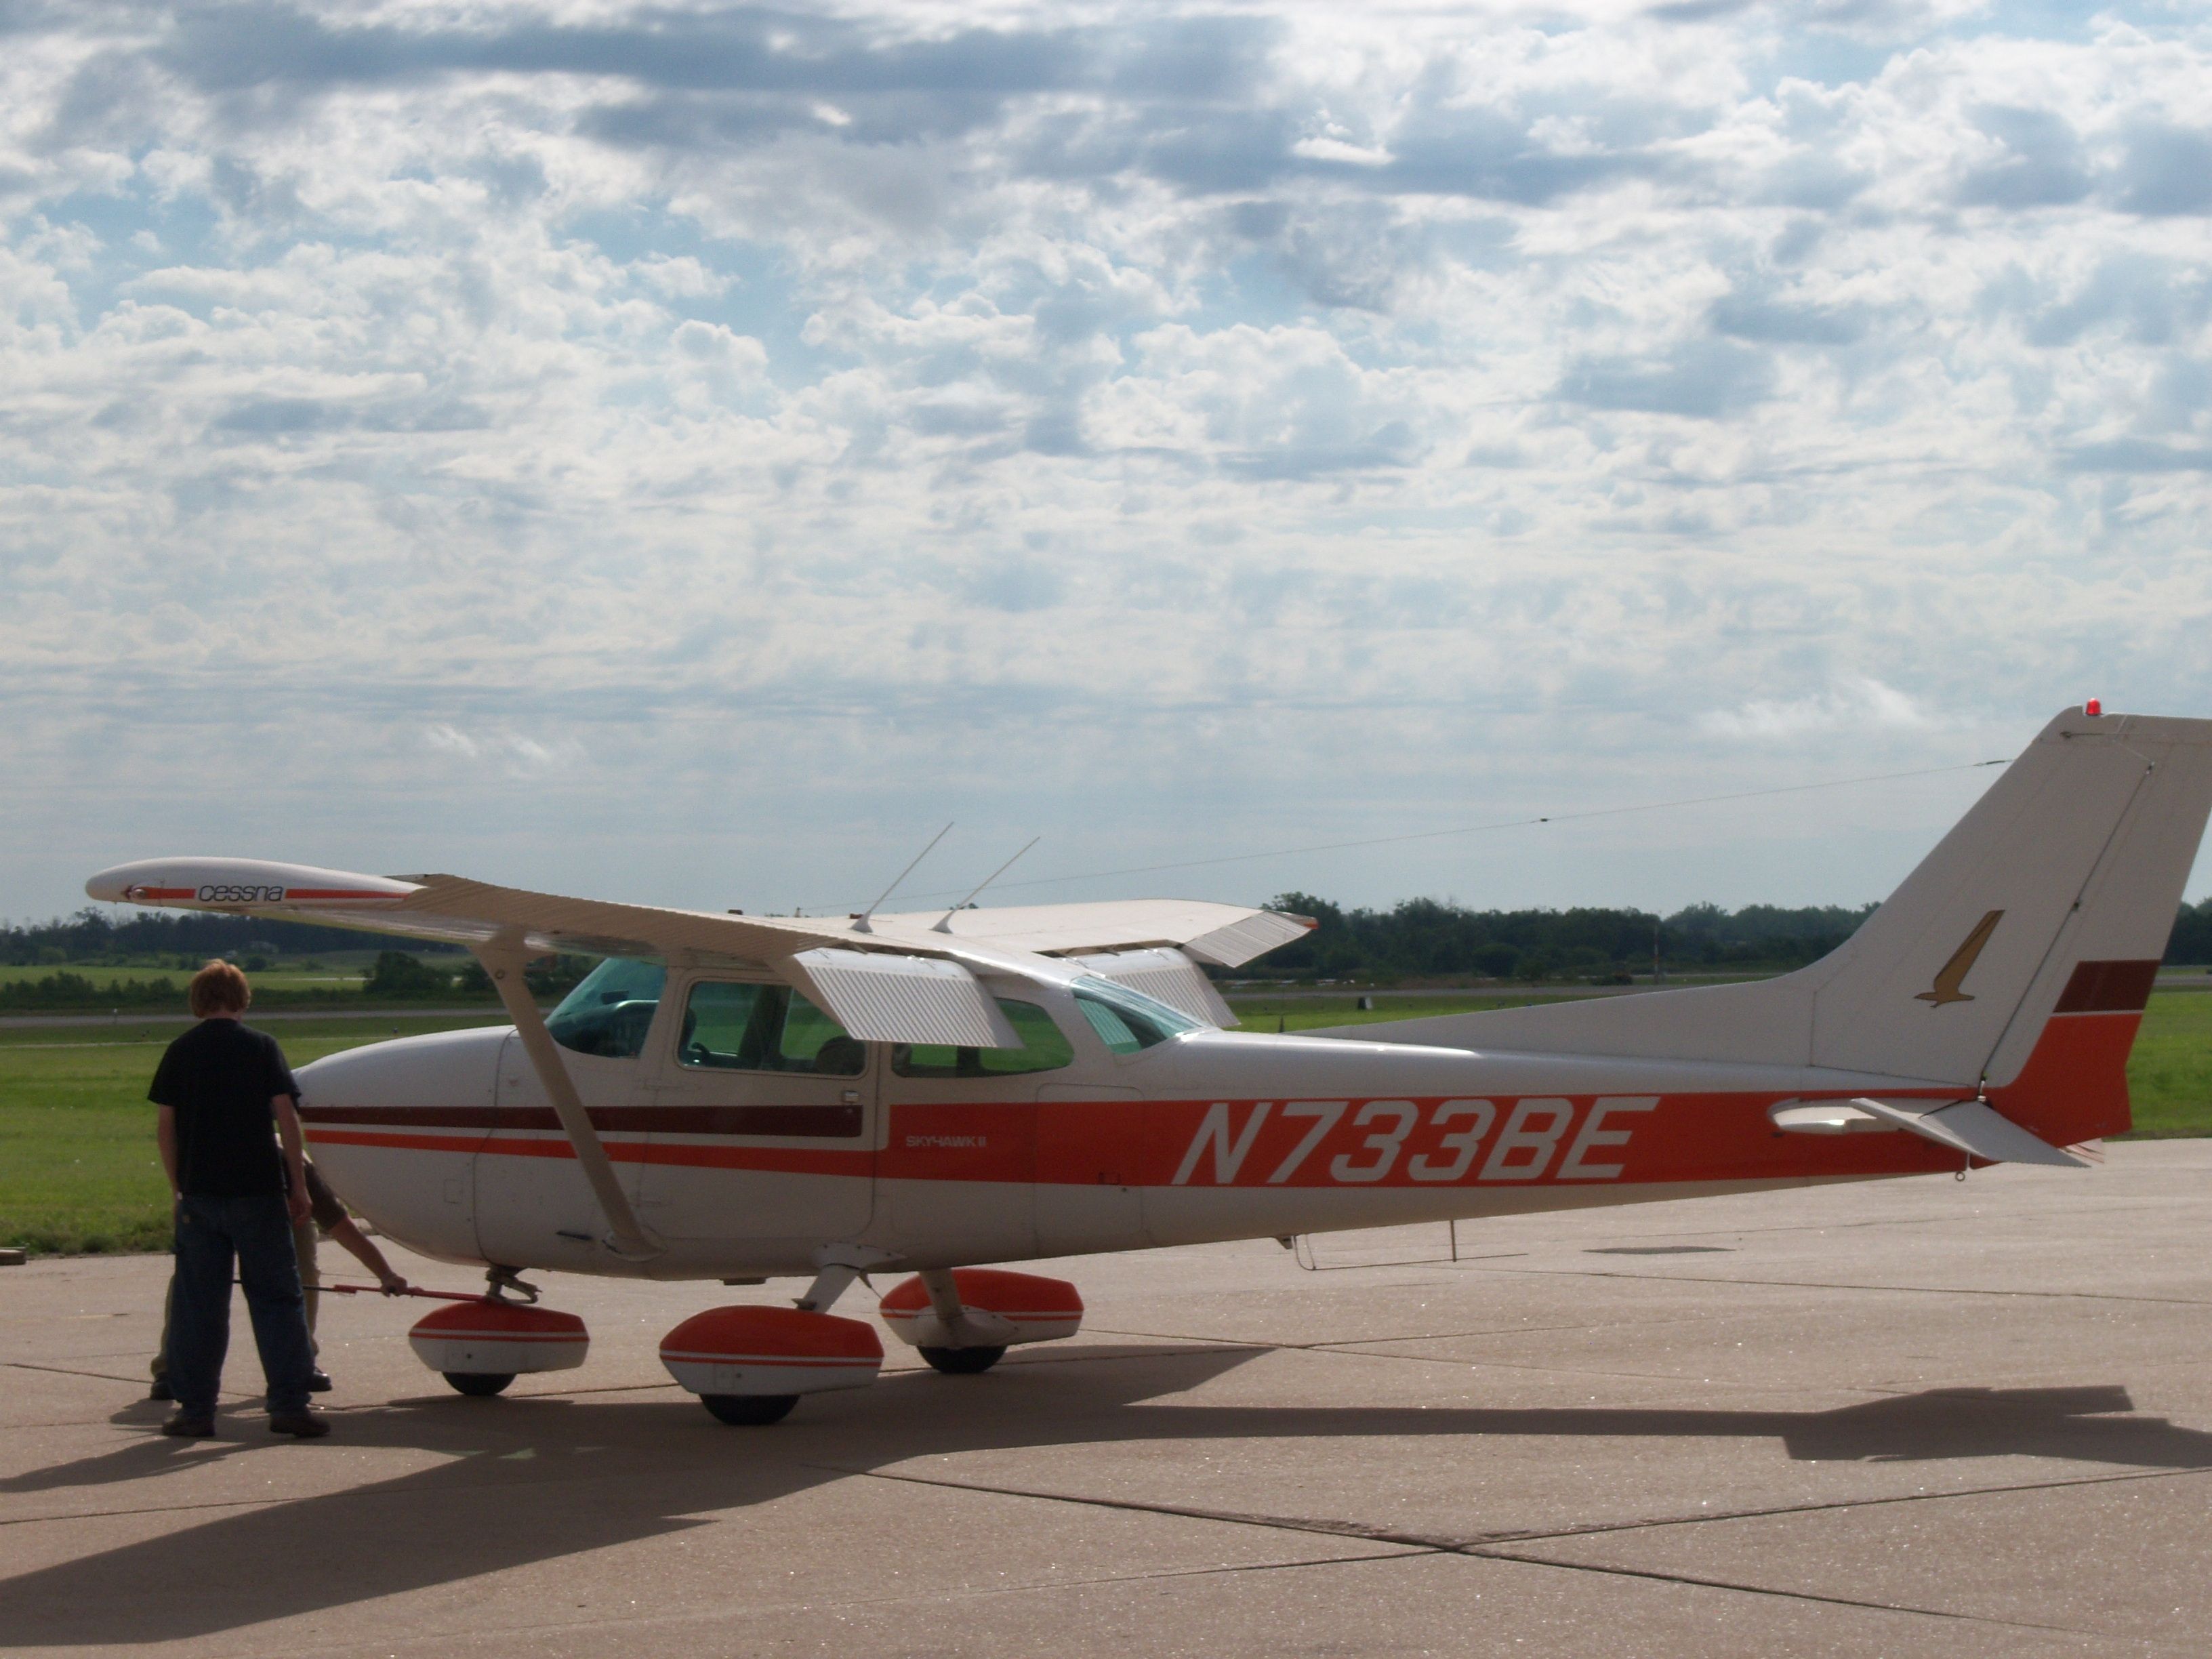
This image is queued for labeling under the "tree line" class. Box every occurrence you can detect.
[1,910,414,966]
[5,898,2212,991]
[1256,893,2212,983]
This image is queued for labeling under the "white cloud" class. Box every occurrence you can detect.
[3,0,2210,921]
[423,724,580,777]
[1699,677,1938,740]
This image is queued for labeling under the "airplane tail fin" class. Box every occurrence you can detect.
[1348,708,2212,1143]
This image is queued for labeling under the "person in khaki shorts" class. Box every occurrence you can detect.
[150,1153,409,1399]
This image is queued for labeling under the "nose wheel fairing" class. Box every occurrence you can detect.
[408,1300,590,1397]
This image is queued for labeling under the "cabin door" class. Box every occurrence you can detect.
[636,975,877,1255]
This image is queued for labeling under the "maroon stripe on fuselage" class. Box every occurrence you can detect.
[297,1103,863,1139]
[2052,960,2161,1014]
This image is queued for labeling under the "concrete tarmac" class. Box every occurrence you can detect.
[8,1146,2212,1658]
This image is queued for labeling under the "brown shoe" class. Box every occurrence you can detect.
[268,1410,330,1438]
[161,1412,214,1438]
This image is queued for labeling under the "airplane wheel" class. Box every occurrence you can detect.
[700,1393,799,1426]
[443,1372,516,1397]
[919,1345,1006,1375]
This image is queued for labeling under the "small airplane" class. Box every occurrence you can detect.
[86,706,2212,1425]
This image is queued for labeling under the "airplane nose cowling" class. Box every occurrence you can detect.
[295,1026,510,1269]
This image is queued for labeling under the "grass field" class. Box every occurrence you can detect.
[3,994,2207,1257]
[0,964,371,992]
[0,1014,510,1255]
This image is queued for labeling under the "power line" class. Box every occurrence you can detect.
[828,756,2011,912]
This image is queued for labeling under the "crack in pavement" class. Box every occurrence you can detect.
[220,1542,1432,1659]
[840,1462,2199,1650]
[1469,1267,2212,1307]
[1477,1460,2212,1547]
[1082,1323,1945,1399]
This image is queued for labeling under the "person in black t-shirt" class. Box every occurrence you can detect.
[150,961,327,1439]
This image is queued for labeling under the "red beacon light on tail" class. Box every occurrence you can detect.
[2085,697,2103,716]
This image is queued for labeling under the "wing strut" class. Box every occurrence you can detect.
[475,937,665,1263]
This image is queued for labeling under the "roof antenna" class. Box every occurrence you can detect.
[933,836,1040,933]
[853,822,954,934]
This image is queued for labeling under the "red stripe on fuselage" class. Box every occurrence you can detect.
[304,1126,872,1179]
[300,1103,861,1139]
[307,1086,1976,1189]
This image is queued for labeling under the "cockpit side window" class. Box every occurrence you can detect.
[891,998,1075,1078]
[678,981,865,1076]
[546,958,665,1059]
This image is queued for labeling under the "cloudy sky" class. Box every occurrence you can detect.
[5,0,2210,924]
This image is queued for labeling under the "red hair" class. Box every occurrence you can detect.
[188,960,251,1017]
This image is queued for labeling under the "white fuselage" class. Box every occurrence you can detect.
[298,968,1969,1280]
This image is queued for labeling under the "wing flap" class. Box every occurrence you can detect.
[785,949,1020,1048]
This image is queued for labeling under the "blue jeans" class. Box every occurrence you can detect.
[168,1193,316,1418]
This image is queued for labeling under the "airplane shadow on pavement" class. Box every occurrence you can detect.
[3,1347,2208,1647]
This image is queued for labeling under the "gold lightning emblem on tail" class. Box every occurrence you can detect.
[1918,909,2004,1006]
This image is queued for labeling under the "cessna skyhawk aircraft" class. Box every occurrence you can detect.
[87,707,2212,1425]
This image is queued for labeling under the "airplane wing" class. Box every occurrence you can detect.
[868,899,1314,967]
[84,857,1307,1044]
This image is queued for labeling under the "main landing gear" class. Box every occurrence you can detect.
[879,1268,1082,1382]
[660,1267,1087,1425]
[445,1371,516,1397]
[918,1345,1004,1375]
[397,1263,1086,1424]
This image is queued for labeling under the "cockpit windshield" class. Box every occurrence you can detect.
[546,958,665,1058]
[1069,974,1203,1054]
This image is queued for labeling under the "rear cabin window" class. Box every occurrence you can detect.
[892,998,1074,1079]
[678,982,865,1076]
[1071,975,1202,1054]
[547,958,665,1059]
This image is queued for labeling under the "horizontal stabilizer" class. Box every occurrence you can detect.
[1848,1097,2089,1168]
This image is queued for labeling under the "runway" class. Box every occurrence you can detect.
[7,1143,2212,1657]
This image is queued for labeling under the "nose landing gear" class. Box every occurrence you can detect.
[405,1267,590,1397]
